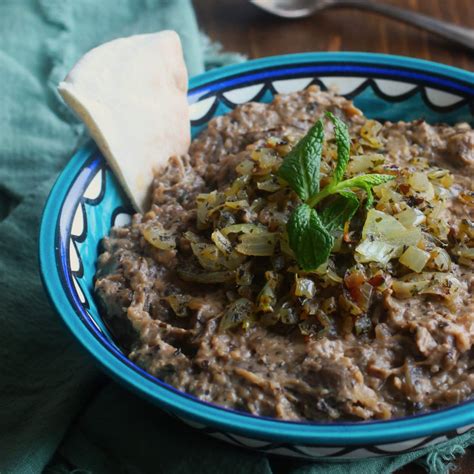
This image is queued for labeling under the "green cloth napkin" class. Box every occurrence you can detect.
[0,1,471,473]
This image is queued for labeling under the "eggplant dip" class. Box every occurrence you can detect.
[95,86,473,421]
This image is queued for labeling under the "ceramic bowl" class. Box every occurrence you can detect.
[39,52,474,460]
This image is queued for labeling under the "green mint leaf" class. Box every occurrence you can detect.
[278,119,324,201]
[281,112,393,270]
[287,204,334,271]
[319,191,360,233]
[335,174,395,208]
[359,182,375,208]
[341,174,395,188]
[326,111,351,184]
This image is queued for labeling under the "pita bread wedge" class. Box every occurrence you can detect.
[58,31,190,212]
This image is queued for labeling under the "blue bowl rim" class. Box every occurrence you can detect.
[39,52,474,447]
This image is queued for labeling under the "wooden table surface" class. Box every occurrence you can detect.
[193,0,473,472]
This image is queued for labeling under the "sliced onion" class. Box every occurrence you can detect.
[391,272,463,299]
[433,184,451,201]
[142,223,176,250]
[257,175,281,192]
[250,198,266,213]
[221,223,266,236]
[196,198,209,229]
[358,282,373,312]
[190,242,221,271]
[427,215,450,241]
[360,120,383,149]
[257,271,280,312]
[391,279,430,298]
[347,153,385,174]
[225,175,250,196]
[430,247,451,271]
[399,246,430,273]
[224,200,249,210]
[261,299,298,326]
[356,239,402,265]
[219,250,246,270]
[362,209,414,241]
[408,172,435,200]
[374,184,403,205]
[196,191,224,229]
[313,260,343,283]
[395,207,426,227]
[191,232,243,270]
[357,209,422,265]
[427,202,445,220]
[326,268,343,284]
[220,298,254,330]
[211,229,233,254]
[236,232,277,256]
[302,298,319,316]
[416,273,464,303]
[183,230,199,243]
[251,148,281,170]
[294,275,316,298]
[236,159,255,176]
[428,169,453,188]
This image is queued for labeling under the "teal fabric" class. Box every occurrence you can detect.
[0,1,471,473]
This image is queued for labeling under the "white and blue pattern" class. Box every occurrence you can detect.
[40,53,474,460]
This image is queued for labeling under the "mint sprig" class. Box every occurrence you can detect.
[277,119,324,201]
[287,204,333,271]
[327,112,350,184]
[278,112,394,271]
[319,191,359,233]
[306,172,394,207]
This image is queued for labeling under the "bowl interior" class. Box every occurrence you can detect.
[40,53,474,447]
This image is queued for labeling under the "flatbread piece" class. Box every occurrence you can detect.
[58,30,190,212]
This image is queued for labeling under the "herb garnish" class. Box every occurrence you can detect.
[278,112,394,271]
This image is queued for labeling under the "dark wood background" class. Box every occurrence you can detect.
[193,0,473,472]
[194,0,473,70]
